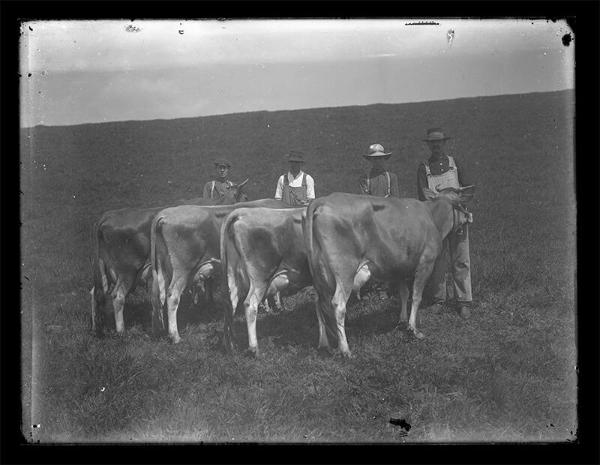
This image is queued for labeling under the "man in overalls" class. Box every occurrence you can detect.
[417,128,472,318]
[202,158,248,202]
[359,144,400,299]
[359,144,400,198]
[274,151,315,206]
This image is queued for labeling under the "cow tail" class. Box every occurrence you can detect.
[150,215,166,323]
[220,211,243,350]
[303,200,339,343]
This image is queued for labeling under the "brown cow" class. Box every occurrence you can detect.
[221,207,311,355]
[90,181,248,336]
[150,199,288,343]
[303,187,474,357]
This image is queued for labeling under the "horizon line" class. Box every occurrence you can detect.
[22,88,574,130]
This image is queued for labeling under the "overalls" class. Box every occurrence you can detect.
[282,173,308,206]
[365,171,391,197]
[424,156,472,304]
[209,180,233,199]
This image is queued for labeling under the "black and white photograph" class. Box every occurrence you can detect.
[20,18,577,443]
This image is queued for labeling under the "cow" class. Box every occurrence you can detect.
[90,180,248,336]
[220,207,311,355]
[303,187,474,357]
[150,199,288,343]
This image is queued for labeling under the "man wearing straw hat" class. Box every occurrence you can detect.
[417,128,473,318]
[274,151,315,206]
[359,143,400,300]
[359,143,400,198]
[203,158,248,202]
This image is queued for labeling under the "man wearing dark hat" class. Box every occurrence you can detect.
[203,158,248,202]
[359,144,400,198]
[274,151,315,206]
[417,128,472,318]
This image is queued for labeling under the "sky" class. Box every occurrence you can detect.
[20,19,574,128]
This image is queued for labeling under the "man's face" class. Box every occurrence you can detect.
[426,140,445,155]
[216,164,229,179]
[289,161,303,174]
[370,158,386,169]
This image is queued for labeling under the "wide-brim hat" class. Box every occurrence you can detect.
[363,143,392,159]
[214,158,232,167]
[422,128,451,142]
[286,151,306,163]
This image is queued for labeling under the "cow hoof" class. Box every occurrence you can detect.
[340,350,354,359]
[412,331,425,339]
[244,347,259,358]
[317,346,333,357]
[394,322,408,332]
[458,305,471,319]
[170,335,182,344]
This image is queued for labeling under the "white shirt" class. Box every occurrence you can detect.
[274,171,316,200]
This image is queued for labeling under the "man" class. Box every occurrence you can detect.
[359,144,400,300]
[203,158,248,201]
[359,144,400,198]
[274,151,315,206]
[417,128,472,318]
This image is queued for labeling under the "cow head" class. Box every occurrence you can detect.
[424,185,475,231]
[219,178,250,204]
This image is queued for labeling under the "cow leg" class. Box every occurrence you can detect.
[166,275,187,344]
[315,294,332,353]
[90,287,97,333]
[408,262,435,339]
[223,272,241,354]
[396,279,410,327]
[112,284,127,334]
[332,280,352,358]
[205,278,214,307]
[260,298,272,314]
[244,286,264,356]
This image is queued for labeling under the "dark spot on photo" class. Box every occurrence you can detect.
[562,33,573,46]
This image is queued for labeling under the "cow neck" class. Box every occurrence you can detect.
[426,199,456,239]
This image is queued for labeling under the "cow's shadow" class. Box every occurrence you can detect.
[224,296,405,351]
[122,288,223,332]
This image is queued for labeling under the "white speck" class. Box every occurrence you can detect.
[100,387,105,392]
[73,195,76,199]
[267,124,270,128]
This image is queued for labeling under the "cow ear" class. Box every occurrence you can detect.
[422,188,438,201]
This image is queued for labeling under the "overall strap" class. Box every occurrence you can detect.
[366,176,370,194]
[448,156,456,169]
[385,171,391,197]
[283,174,289,186]
[423,161,432,176]
[301,173,307,187]
[211,181,216,199]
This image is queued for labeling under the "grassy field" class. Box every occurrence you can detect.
[21,90,576,442]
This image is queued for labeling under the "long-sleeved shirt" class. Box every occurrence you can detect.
[202,179,248,201]
[359,169,400,198]
[274,171,316,200]
[417,155,470,201]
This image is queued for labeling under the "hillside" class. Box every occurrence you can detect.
[20,90,576,442]
[21,90,574,215]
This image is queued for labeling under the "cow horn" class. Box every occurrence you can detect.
[237,178,249,189]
